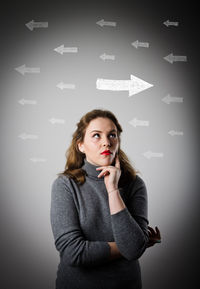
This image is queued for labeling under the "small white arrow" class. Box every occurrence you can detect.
[129,118,149,128]
[164,53,187,64]
[56,82,75,90]
[54,45,78,55]
[15,64,40,75]
[18,99,37,105]
[162,94,183,104]
[18,133,39,140]
[131,40,149,49]
[163,20,179,27]
[49,118,65,124]
[143,151,164,159]
[96,74,153,97]
[100,53,115,61]
[168,130,184,136]
[30,158,47,163]
[26,20,48,31]
[96,19,116,27]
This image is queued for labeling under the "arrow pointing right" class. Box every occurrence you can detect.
[96,74,153,97]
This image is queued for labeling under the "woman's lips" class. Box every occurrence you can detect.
[101,152,112,155]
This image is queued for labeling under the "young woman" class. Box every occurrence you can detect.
[50,109,161,289]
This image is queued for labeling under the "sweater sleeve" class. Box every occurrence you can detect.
[50,176,111,267]
[110,175,149,261]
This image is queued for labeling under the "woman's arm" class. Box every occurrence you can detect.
[107,176,149,261]
[107,242,123,260]
[50,176,112,267]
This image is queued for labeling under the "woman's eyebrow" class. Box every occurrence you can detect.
[90,129,117,134]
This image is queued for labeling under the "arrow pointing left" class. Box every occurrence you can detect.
[26,20,48,31]
[15,64,40,75]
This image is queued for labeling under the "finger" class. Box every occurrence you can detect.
[148,226,155,234]
[155,226,161,238]
[115,154,120,169]
[97,169,110,178]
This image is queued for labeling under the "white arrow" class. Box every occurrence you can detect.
[18,133,39,140]
[30,158,47,163]
[54,45,78,55]
[163,20,179,27]
[131,40,149,49]
[18,99,37,105]
[129,118,149,128]
[100,53,115,61]
[168,130,184,136]
[164,53,187,64]
[56,82,75,90]
[15,64,40,75]
[49,118,65,124]
[96,19,116,27]
[143,151,164,159]
[162,94,183,104]
[96,74,153,97]
[26,20,48,31]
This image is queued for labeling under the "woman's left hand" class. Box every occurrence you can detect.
[96,154,121,192]
[146,226,161,248]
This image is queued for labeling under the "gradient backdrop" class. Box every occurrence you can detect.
[0,1,199,288]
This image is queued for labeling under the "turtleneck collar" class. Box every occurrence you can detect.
[82,158,104,181]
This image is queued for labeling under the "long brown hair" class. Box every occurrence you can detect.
[57,109,140,187]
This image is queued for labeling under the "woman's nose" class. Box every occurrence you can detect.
[102,136,111,146]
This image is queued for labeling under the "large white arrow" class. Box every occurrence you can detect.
[15,64,40,75]
[26,20,48,31]
[96,75,153,96]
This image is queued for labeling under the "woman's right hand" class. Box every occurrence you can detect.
[146,226,161,248]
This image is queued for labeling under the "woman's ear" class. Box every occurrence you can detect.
[77,142,84,153]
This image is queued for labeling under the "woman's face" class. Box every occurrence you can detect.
[78,117,119,166]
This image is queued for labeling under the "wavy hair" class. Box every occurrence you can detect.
[57,109,140,187]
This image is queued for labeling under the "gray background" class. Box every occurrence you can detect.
[0,0,199,288]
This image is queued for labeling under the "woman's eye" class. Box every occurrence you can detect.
[93,133,116,138]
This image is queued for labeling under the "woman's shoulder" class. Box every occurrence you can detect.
[125,174,147,195]
[51,174,75,194]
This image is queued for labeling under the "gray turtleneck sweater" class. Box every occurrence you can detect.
[50,158,149,289]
